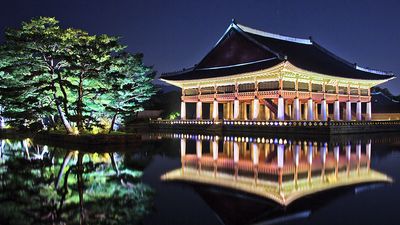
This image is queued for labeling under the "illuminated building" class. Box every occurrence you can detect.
[162,134,392,206]
[161,20,395,122]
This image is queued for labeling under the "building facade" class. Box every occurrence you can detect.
[161,21,395,122]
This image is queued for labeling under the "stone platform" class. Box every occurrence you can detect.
[150,119,400,135]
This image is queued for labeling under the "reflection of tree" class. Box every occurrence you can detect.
[0,139,153,225]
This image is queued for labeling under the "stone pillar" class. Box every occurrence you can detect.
[321,99,327,121]
[180,139,186,157]
[252,98,260,120]
[196,101,202,119]
[366,140,371,171]
[334,145,340,177]
[277,97,285,121]
[212,99,219,120]
[345,101,352,121]
[334,100,340,121]
[346,143,351,176]
[277,144,284,169]
[233,142,239,164]
[212,140,218,161]
[307,142,313,183]
[320,142,327,180]
[180,101,186,120]
[356,142,362,174]
[234,141,239,180]
[252,143,259,166]
[314,103,319,120]
[233,99,240,120]
[356,101,362,121]
[277,143,284,191]
[293,98,300,120]
[307,99,314,121]
[196,140,202,159]
[366,102,372,121]
[294,143,300,187]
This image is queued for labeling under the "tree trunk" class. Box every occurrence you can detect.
[50,64,73,134]
[77,153,85,223]
[50,115,57,130]
[109,113,117,134]
[56,73,70,117]
[55,151,73,189]
[77,74,84,132]
[110,153,120,176]
[54,93,73,134]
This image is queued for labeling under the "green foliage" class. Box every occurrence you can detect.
[0,17,156,134]
[0,139,154,224]
[168,111,180,120]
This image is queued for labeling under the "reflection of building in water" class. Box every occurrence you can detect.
[162,135,392,206]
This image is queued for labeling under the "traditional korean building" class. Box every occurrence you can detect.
[161,134,392,206]
[161,20,395,122]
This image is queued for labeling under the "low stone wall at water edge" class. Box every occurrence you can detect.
[150,119,400,135]
[33,132,141,145]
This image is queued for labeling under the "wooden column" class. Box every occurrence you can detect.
[234,99,240,120]
[212,99,219,120]
[277,97,285,121]
[366,102,372,121]
[307,99,314,121]
[196,101,202,119]
[345,101,352,121]
[180,101,186,120]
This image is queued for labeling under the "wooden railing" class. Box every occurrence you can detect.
[150,119,400,127]
[182,90,371,103]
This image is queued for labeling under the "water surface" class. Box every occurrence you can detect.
[1,133,399,225]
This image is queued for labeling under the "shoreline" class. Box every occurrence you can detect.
[0,129,142,151]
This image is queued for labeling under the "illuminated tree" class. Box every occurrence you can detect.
[0,17,155,134]
[105,53,156,133]
[0,17,76,132]
[0,140,153,224]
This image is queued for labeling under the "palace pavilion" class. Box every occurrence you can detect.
[161,20,395,122]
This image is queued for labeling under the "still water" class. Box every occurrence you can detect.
[1,133,400,225]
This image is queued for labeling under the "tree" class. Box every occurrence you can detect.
[105,53,157,133]
[0,17,74,133]
[0,17,155,134]
[60,29,125,132]
[0,44,56,129]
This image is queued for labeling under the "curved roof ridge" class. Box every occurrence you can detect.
[236,23,312,45]
[310,40,356,67]
[355,65,393,76]
[162,67,195,77]
[312,40,393,76]
[197,57,278,71]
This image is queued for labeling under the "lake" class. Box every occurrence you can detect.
[1,132,399,225]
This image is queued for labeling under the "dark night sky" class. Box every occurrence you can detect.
[1,0,399,93]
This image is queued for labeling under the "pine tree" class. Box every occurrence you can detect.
[0,17,156,134]
[105,53,156,133]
